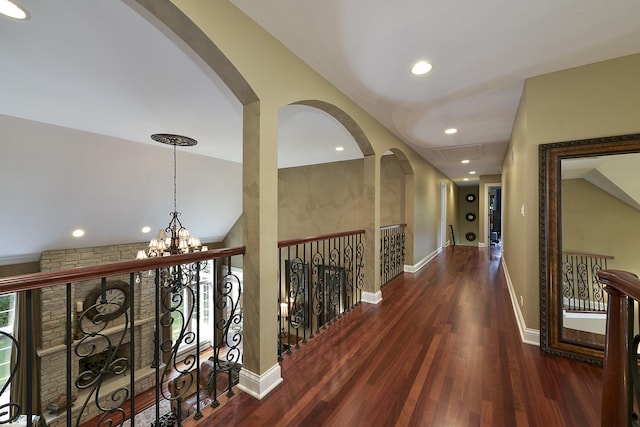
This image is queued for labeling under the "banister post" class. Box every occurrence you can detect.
[602,285,628,426]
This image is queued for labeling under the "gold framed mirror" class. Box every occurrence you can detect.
[540,132,640,364]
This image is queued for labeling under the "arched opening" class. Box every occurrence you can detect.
[277,103,365,239]
[380,149,415,283]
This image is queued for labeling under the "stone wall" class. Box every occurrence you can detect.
[39,242,156,426]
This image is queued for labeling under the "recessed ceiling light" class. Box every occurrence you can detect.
[0,0,29,20]
[72,229,85,238]
[142,226,151,233]
[411,60,432,75]
[463,178,469,181]
[335,146,344,152]
[461,160,470,164]
[444,128,458,135]
[469,171,476,175]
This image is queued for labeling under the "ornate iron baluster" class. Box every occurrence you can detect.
[562,254,576,310]
[74,279,131,426]
[343,237,354,312]
[212,260,243,404]
[312,251,325,334]
[400,227,406,275]
[0,331,21,424]
[158,264,198,419]
[389,233,396,280]
[327,247,341,324]
[287,258,306,347]
[576,256,591,311]
[356,236,365,303]
[590,258,607,312]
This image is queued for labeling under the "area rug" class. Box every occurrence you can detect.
[122,398,176,427]
[119,364,240,426]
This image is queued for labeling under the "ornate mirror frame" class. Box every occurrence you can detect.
[540,132,640,364]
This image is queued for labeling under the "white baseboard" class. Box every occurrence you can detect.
[404,247,442,273]
[237,363,282,400]
[478,242,488,248]
[501,257,540,346]
[362,290,382,304]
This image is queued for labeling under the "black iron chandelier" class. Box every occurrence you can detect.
[143,133,204,257]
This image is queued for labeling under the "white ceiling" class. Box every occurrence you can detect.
[231,0,640,181]
[1,0,639,263]
[563,154,640,212]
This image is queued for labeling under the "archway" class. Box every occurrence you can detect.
[380,149,415,280]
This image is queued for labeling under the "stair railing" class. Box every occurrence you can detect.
[0,246,244,427]
[562,251,614,312]
[277,230,365,360]
[380,224,405,287]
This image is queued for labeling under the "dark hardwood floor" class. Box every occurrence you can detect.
[184,245,603,427]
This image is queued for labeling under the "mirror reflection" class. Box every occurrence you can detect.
[560,153,640,349]
[540,134,640,363]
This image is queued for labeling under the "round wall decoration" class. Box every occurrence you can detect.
[465,232,476,241]
[84,280,130,321]
[465,212,476,222]
[465,193,476,203]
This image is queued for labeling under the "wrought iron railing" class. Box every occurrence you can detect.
[595,269,640,427]
[562,251,614,312]
[0,247,244,427]
[380,224,405,286]
[277,230,365,359]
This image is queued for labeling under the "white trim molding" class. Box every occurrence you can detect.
[361,290,382,304]
[237,363,282,400]
[501,257,540,346]
[404,247,442,273]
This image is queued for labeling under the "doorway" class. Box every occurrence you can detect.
[485,185,502,245]
[440,183,447,247]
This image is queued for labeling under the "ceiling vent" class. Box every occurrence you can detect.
[435,144,484,162]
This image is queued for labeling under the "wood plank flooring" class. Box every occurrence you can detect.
[185,245,603,427]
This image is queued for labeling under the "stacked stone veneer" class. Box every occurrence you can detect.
[39,243,157,426]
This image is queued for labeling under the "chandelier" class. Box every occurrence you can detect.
[143,133,205,257]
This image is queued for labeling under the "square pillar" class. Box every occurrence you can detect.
[238,101,282,398]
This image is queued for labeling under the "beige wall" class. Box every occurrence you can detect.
[562,179,640,275]
[225,155,404,260]
[279,159,365,239]
[380,155,405,227]
[411,163,453,260]
[503,53,640,331]
[0,261,39,277]
[447,181,459,247]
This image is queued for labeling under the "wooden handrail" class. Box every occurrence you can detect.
[598,269,640,301]
[0,246,246,294]
[380,224,406,230]
[278,229,365,248]
[563,251,615,260]
[596,269,640,426]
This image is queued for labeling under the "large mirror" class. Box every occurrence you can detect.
[540,133,640,364]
